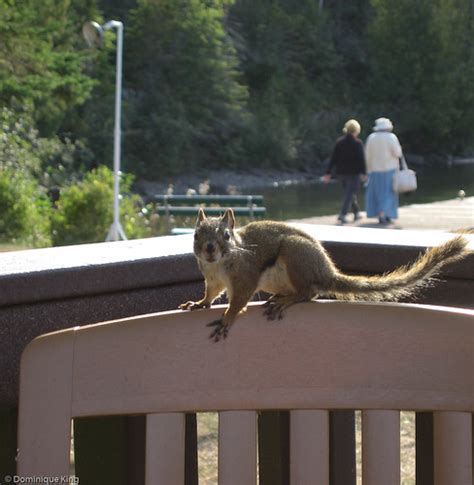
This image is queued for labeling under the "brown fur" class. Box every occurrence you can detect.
[179,209,469,341]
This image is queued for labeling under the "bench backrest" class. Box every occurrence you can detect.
[154,194,267,231]
[18,301,474,484]
[154,194,265,206]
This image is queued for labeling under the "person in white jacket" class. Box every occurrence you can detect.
[365,117,403,224]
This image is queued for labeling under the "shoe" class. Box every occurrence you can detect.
[354,213,362,222]
[337,215,347,224]
[378,216,386,225]
[385,217,392,224]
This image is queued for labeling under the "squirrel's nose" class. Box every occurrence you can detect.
[206,242,215,253]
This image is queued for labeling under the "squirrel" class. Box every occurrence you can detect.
[179,208,469,341]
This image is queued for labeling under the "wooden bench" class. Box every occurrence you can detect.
[153,194,266,234]
[18,301,474,483]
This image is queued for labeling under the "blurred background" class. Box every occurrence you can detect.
[1,0,473,249]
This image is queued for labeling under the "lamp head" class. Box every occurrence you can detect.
[82,21,104,48]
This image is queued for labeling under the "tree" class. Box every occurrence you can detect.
[428,0,474,153]
[122,0,250,176]
[0,167,52,248]
[229,0,344,166]
[0,0,99,136]
[367,0,474,153]
[367,0,435,144]
[51,166,151,245]
[97,0,138,21]
[0,102,91,190]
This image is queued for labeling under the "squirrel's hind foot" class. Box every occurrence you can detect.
[263,295,289,320]
[207,318,230,342]
[263,295,309,320]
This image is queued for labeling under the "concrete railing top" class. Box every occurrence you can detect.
[0,234,198,307]
[0,234,192,274]
[0,224,472,307]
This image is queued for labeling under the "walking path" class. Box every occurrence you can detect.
[290,197,474,232]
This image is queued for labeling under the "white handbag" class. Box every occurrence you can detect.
[393,157,417,193]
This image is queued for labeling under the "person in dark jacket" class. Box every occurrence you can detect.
[323,119,367,223]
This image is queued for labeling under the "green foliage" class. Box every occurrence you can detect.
[123,0,250,176]
[0,103,92,188]
[0,103,96,248]
[51,166,151,245]
[0,167,52,248]
[367,0,474,153]
[5,0,474,174]
[428,0,474,153]
[230,0,343,167]
[0,0,99,135]
[367,1,437,144]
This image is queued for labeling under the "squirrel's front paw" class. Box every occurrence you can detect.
[179,300,209,311]
[207,318,230,342]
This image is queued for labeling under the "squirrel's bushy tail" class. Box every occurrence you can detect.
[327,235,468,301]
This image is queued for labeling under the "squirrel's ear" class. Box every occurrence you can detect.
[196,208,206,226]
[222,208,235,230]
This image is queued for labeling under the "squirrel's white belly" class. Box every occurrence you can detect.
[257,257,296,295]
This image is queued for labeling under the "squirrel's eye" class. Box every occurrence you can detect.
[223,230,231,241]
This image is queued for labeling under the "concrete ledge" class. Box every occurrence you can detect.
[1,225,472,307]
[0,235,200,306]
[1,224,473,407]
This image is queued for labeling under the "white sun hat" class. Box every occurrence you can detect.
[373,117,394,132]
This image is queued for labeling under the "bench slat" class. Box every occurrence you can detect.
[434,411,472,485]
[156,206,266,217]
[290,410,329,484]
[154,195,264,205]
[362,410,400,485]
[219,411,257,485]
[146,413,185,485]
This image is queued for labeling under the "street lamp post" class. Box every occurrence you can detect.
[83,20,127,241]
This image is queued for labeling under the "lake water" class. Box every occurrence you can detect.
[256,163,474,220]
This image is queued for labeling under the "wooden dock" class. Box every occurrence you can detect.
[290,197,474,231]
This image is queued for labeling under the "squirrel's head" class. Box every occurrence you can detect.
[193,208,237,264]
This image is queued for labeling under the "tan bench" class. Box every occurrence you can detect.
[18,301,474,484]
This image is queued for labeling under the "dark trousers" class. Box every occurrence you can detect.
[339,174,361,217]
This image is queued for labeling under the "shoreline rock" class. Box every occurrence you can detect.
[134,153,468,199]
[135,167,323,198]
